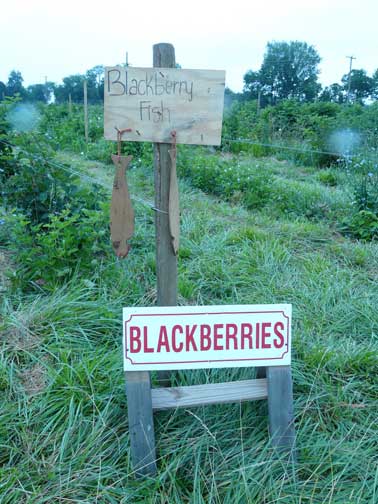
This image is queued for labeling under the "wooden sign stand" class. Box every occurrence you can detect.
[123,44,296,477]
[126,364,295,476]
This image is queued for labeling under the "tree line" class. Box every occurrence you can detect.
[240,41,378,105]
[0,65,104,105]
[1,41,378,106]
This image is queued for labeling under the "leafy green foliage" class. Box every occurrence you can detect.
[1,133,106,226]
[342,210,378,240]
[339,155,378,239]
[178,149,273,209]
[2,143,378,502]
[0,98,14,166]
[54,65,104,104]
[341,68,373,104]
[26,83,54,103]
[38,103,152,165]
[319,83,346,104]
[316,170,338,186]
[223,99,378,167]
[0,107,111,291]
[7,206,110,289]
[2,75,378,502]
[244,41,321,104]
[5,70,26,99]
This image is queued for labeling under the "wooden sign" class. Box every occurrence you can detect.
[123,304,291,371]
[110,154,134,257]
[104,66,225,145]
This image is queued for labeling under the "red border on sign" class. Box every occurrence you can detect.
[124,310,290,366]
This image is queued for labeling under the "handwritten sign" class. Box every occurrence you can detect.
[104,67,225,145]
[123,304,291,371]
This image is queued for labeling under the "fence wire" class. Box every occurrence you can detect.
[221,137,346,158]
[0,138,160,214]
[1,130,375,202]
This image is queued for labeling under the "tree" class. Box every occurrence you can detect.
[6,70,26,98]
[372,69,378,100]
[341,69,373,103]
[54,74,85,103]
[243,70,261,100]
[85,65,104,103]
[54,67,104,104]
[319,83,345,104]
[26,83,54,103]
[243,41,321,104]
[0,81,6,101]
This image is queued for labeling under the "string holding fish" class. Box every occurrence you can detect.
[168,130,180,255]
[110,127,134,258]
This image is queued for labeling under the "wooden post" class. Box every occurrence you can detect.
[125,371,157,476]
[68,93,72,115]
[153,43,177,306]
[123,43,177,477]
[83,79,89,143]
[153,43,177,386]
[118,47,296,478]
[256,366,266,379]
[267,366,296,458]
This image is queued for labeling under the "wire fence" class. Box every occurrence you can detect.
[0,137,163,215]
[221,137,346,158]
[1,129,376,204]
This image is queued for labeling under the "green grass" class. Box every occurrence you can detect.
[1,149,378,503]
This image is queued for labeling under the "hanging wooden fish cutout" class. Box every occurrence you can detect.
[110,154,134,258]
[168,131,180,255]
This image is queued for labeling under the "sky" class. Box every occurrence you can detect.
[1,0,377,92]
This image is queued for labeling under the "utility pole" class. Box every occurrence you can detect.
[346,55,356,103]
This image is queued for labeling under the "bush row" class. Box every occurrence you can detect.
[222,99,378,167]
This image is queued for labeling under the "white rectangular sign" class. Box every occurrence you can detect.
[123,304,291,371]
[104,66,225,145]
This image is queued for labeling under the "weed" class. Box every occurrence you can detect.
[1,104,378,502]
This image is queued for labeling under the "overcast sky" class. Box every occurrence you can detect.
[1,0,377,92]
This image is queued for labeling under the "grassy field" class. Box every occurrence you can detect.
[1,146,378,503]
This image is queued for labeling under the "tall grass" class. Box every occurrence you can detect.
[1,151,378,502]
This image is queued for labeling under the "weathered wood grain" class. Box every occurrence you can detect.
[168,138,180,255]
[153,44,177,388]
[104,66,225,146]
[256,366,266,379]
[110,154,134,258]
[151,378,268,410]
[125,371,157,476]
[267,366,296,457]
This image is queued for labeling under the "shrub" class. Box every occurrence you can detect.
[1,133,107,226]
[342,210,378,240]
[6,205,111,290]
[317,170,338,186]
[338,154,378,240]
[222,99,378,167]
[178,150,273,209]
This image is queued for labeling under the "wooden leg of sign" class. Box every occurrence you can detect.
[153,43,177,388]
[125,371,157,476]
[266,366,296,459]
[256,366,266,379]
